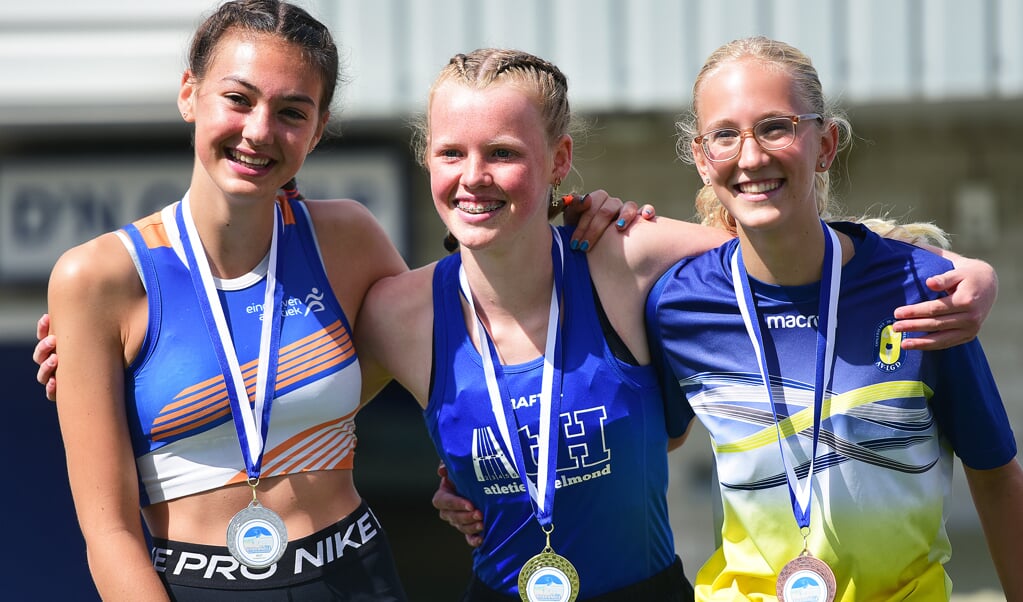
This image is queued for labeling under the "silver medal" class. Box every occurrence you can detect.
[226,500,288,568]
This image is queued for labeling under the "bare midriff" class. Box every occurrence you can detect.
[141,469,361,544]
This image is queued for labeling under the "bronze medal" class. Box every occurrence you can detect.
[777,553,836,602]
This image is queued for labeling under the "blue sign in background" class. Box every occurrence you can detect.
[5,343,97,599]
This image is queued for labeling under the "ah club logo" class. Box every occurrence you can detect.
[472,405,612,495]
[873,318,903,372]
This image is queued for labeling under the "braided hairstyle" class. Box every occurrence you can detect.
[412,48,573,252]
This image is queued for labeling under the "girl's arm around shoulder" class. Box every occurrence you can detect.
[580,190,731,282]
[963,458,1023,600]
[48,234,169,600]
[587,217,731,365]
[303,199,409,406]
[609,215,731,283]
[303,199,409,330]
[356,264,437,408]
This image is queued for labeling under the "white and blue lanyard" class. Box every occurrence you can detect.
[458,226,566,529]
[730,221,841,533]
[176,194,285,482]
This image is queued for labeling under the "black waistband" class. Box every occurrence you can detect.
[151,501,386,590]
[464,555,693,602]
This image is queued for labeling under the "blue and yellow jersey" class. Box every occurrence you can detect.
[647,222,1015,601]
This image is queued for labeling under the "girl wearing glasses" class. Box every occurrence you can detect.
[646,36,1023,599]
[35,33,1006,600]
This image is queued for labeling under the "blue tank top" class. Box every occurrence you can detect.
[425,226,676,597]
[123,197,362,506]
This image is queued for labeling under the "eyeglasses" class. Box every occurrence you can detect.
[694,113,823,162]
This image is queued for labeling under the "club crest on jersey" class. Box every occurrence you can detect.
[873,319,903,372]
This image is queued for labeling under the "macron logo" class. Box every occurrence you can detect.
[765,314,819,329]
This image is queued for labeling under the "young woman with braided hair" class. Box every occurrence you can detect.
[359,47,998,601]
[37,31,999,601]
[35,2,641,597]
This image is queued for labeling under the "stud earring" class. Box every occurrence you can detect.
[820,161,827,168]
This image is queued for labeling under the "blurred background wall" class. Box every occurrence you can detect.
[1,1,1019,599]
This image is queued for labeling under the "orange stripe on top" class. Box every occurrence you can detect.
[276,321,356,390]
[157,377,227,416]
[132,213,172,249]
[150,376,233,440]
[130,199,293,251]
[225,409,360,485]
[150,320,355,442]
[153,406,233,440]
[262,411,358,472]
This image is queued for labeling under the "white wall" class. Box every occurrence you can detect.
[2,0,1020,126]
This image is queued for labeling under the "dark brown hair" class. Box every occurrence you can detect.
[188,0,339,110]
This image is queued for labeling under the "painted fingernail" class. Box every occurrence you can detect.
[570,239,579,250]
[642,208,653,216]
[616,218,626,228]
[562,195,574,206]
[580,240,589,251]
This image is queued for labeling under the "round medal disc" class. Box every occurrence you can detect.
[777,554,836,602]
[518,550,579,602]
[226,502,288,568]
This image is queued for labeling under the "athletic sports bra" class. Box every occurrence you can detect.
[121,195,362,506]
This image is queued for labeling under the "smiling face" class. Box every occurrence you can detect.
[426,81,570,251]
[692,58,837,239]
[179,29,328,203]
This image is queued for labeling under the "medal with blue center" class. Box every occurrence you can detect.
[732,222,841,602]
[777,548,836,602]
[178,195,288,569]
[461,227,577,602]
[226,483,289,568]
[518,524,579,602]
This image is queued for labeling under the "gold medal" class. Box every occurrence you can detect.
[518,525,579,602]
[776,552,836,602]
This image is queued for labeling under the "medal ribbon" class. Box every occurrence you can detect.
[176,194,285,479]
[458,226,565,526]
[730,221,840,529]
